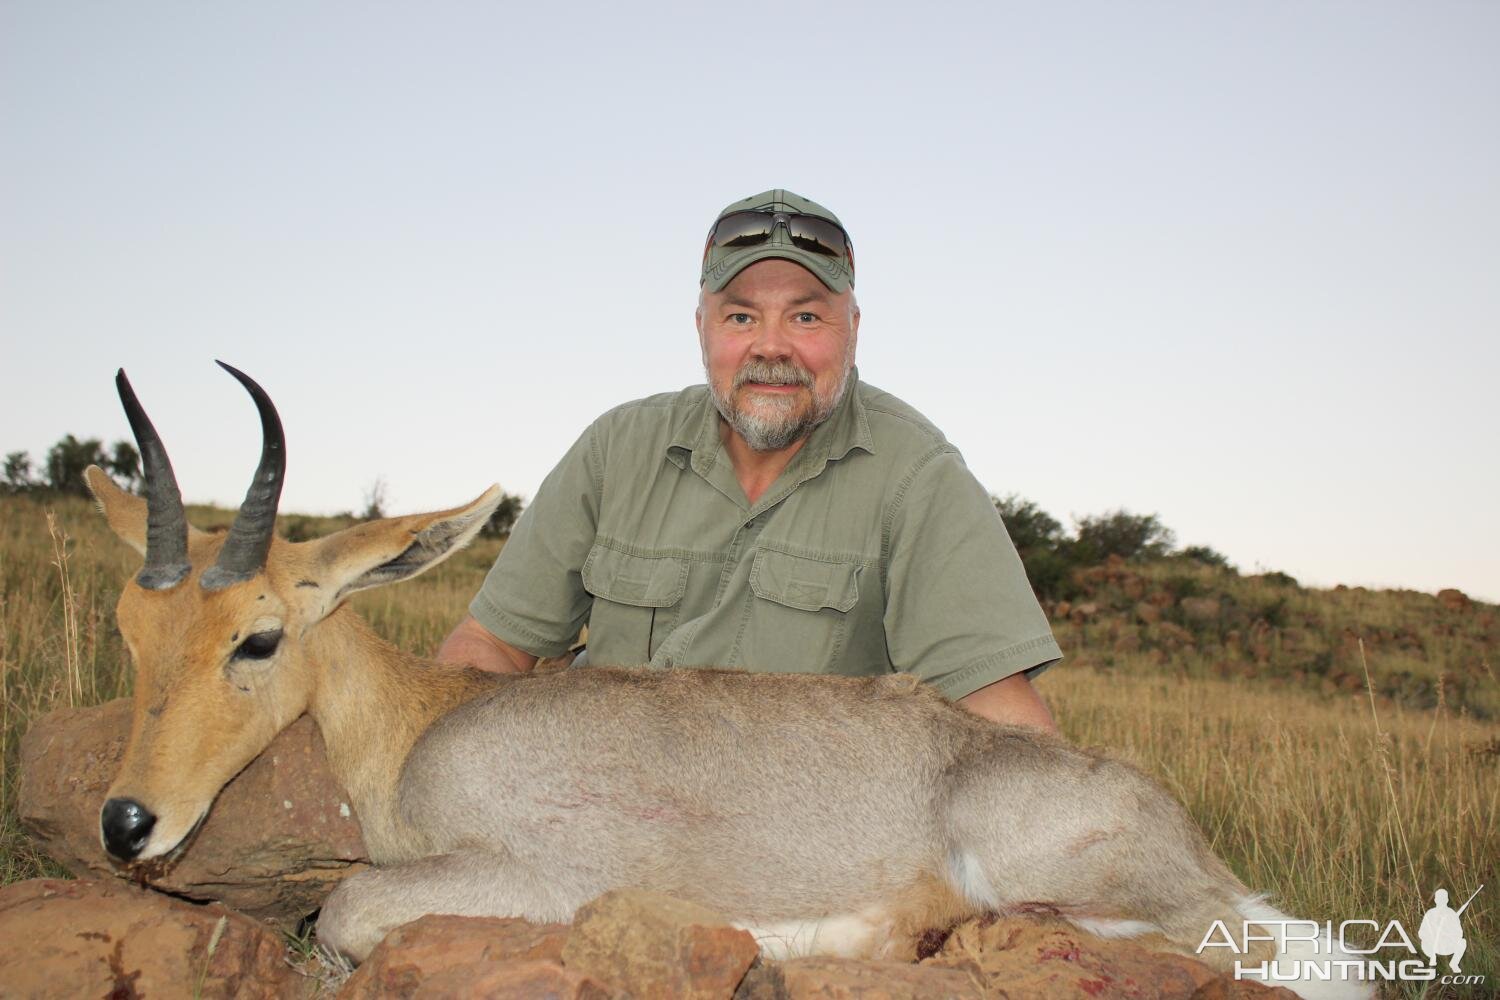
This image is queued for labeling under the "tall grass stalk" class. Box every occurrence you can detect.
[1359,636,1422,911]
[45,512,82,708]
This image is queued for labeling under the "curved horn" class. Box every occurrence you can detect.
[201,362,286,591]
[115,370,191,590]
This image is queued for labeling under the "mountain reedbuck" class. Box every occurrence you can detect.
[90,365,1369,1000]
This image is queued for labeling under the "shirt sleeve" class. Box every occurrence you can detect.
[883,446,1062,700]
[469,421,602,657]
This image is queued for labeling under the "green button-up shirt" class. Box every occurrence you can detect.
[470,371,1061,699]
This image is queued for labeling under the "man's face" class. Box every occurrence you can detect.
[696,259,860,453]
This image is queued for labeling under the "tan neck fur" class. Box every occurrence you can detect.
[305,605,500,860]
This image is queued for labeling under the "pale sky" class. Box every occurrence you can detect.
[2,2,1496,601]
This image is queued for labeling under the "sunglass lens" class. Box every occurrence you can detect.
[787,216,848,258]
[710,211,776,249]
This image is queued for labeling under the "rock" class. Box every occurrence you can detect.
[0,877,305,998]
[562,889,759,998]
[443,960,614,999]
[18,699,368,925]
[351,955,609,999]
[341,913,574,999]
[1437,588,1471,613]
[922,916,1298,999]
[1180,597,1222,624]
[1070,602,1100,624]
[1113,634,1142,654]
[769,956,982,998]
[1147,589,1176,608]
[1134,602,1162,625]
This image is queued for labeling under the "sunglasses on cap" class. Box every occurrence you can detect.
[703,211,855,267]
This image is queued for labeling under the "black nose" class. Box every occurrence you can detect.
[101,798,156,861]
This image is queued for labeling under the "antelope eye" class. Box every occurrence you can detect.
[235,629,283,660]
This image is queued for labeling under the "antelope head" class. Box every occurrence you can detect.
[87,363,501,864]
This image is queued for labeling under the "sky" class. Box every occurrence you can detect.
[2,2,1496,601]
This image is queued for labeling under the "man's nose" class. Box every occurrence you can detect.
[748,317,794,359]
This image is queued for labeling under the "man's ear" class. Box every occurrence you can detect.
[84,465,149,555]
[304,486,503,616]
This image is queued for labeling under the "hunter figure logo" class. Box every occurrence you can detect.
[1420,886,1478,973]
[1195,883,1486,990]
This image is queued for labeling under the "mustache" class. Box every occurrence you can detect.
[732,361,814,391]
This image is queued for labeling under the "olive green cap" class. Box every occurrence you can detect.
[700,189,854,293]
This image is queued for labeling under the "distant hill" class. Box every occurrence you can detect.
[1042,553,1497,719]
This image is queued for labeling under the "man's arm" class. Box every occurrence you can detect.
[461,419,603,669]
[436,614,538,674]
[881,449,1065,719]
[958,672,1058,733]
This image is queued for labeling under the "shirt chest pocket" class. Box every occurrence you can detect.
[740,548,863,673]
[581,545,688,665]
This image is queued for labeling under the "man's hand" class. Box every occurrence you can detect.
[958,672,1058,734]
[436,614,538,674]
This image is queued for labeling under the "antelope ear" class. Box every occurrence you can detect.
[85,465,149,555]
[306,486,503,615]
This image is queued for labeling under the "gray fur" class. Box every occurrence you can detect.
[317,666,1255,969]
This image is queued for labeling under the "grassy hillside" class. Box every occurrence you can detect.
[1,491,1494,996]
[1047,556,1498,719]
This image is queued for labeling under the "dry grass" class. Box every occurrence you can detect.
[1039,662,1497,996]
[1,494,137,882]
[1,492,1494,996]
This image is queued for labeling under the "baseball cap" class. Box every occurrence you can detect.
[700,189,855,293]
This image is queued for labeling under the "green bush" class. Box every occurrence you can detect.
[1180,544,1235,571]
[1071,509,1175,564]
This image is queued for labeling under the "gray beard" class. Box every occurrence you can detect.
[707,357,855,453]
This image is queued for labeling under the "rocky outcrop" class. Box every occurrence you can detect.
[562,889,761,998]
[341,914,577,998]
[18,698,368,924]
[336,904,1302,1000]
[738,955,984,998]
[1437,588,1471,613]
[923,916,1300,999]
[0,878,305,998]
[0,875,1313,998]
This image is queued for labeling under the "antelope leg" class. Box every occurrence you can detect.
[316,849,569,963]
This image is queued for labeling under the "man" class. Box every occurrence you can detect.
[438,189,1062,732]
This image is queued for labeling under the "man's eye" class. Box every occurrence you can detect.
[728,313,753,325]
[795,312,818,323]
